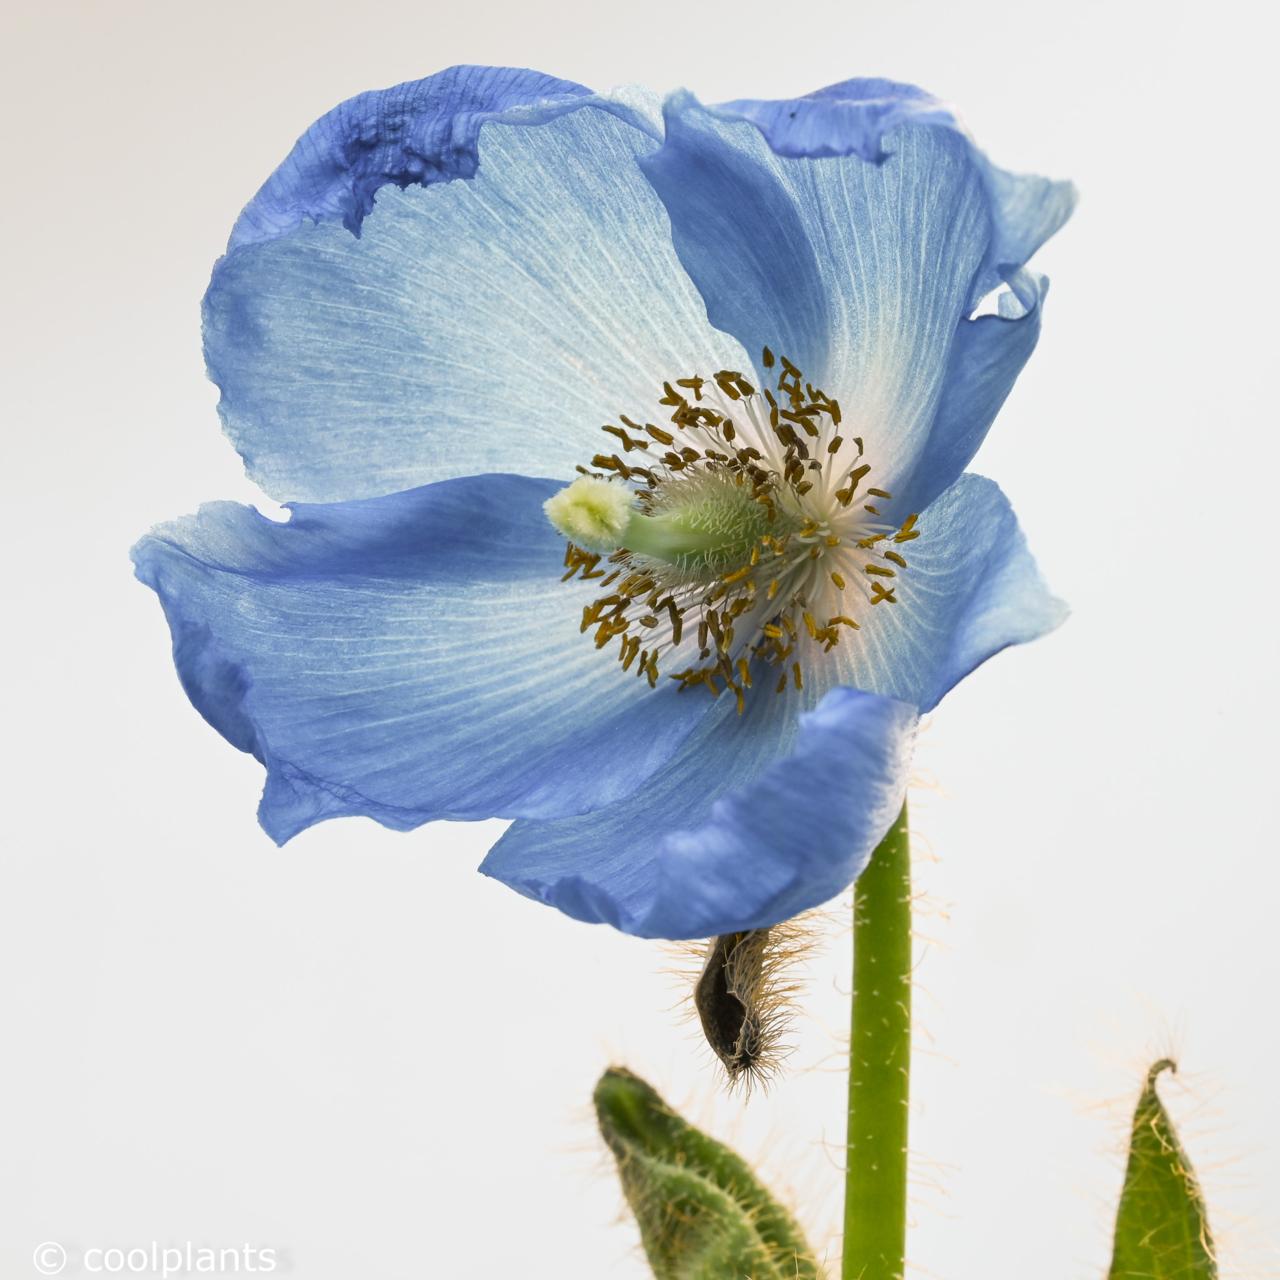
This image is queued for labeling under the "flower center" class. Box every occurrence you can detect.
[543,350,920,712]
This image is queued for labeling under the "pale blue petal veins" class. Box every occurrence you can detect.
[482,687,918,939]
[131,474,715,843]
[893,269,1049,517]
[227,65,592,247]
[708,78,1076,308]
[205,96,748,504]
[640,94,991,485]
[829,472,1066,712]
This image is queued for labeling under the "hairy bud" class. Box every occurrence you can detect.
[594,1067,822,1280]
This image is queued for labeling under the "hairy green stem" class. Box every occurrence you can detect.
[842,802,911,1280]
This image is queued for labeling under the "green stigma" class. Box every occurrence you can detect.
[543,474,774,576]
[543,477,633,554]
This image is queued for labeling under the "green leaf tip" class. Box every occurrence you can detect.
[1108,1058,1217,1279]
[594,1067,824,1280]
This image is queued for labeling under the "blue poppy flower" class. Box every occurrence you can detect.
[133,66,1072,940]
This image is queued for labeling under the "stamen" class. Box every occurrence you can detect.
[545,351,922,707]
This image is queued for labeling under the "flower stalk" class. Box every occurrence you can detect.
[843,802,912,1280]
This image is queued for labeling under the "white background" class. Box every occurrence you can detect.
[3,0,1277,1276]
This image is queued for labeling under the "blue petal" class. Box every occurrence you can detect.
[227,65,592,247]
[482,686,917,939]
[205,85,746,503]
[893,270,1049,517]
[979,163,1076,306]
[131,474,715,843]
[638,98,829,388]
[713,77,960,162]
[829,472,1066,712]
[709,77,1076,307]
[641,85,1073,491]
[639,92,991,484]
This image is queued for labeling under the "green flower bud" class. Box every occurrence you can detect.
[594,1067,823,1280]
[1108,1060,1216,1279]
